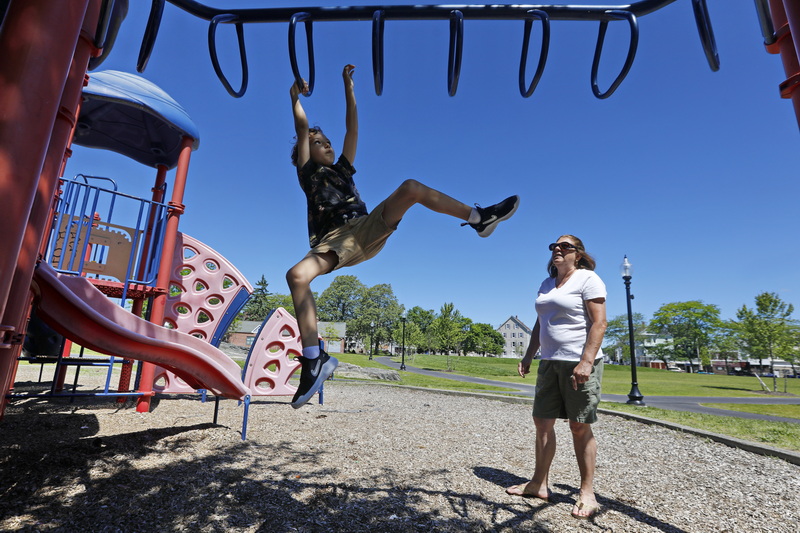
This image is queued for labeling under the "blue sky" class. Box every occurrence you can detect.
[65,1,800,330]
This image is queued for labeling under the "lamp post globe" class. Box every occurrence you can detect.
[621,255,645,406]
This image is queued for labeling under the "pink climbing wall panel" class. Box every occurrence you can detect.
[242,307,302,397]
[153,233,253,394]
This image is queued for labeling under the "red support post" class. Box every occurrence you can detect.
[136,138,194,412]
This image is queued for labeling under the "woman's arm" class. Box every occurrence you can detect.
[518,319,541,378]
[571,297,607,387]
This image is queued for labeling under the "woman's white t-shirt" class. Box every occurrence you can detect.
[535,269,607,361]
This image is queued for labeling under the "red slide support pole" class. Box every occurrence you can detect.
[0,0,93,415]
[136,137,194,413]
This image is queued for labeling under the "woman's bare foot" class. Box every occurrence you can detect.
[505,481,550,501]
[571,492,600,519]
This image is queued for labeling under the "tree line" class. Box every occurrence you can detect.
[604,292,799,376]
[237,274,505,356]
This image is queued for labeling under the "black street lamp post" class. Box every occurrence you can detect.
[621,255,645,406]
[369,320,375,360]
[400,315,407,371]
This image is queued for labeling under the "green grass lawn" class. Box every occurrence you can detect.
[699,403,800,420]
[335,353,518,393]
[335,352,800,453]
[600,402,800,452]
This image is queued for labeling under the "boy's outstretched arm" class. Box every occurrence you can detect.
[291,79,310,168]
[341,64,358,165]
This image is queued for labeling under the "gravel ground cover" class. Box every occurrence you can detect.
[1,364,799,532]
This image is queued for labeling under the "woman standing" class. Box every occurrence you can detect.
[506,234,607,520]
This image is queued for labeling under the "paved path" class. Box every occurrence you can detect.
[375,357,800,424]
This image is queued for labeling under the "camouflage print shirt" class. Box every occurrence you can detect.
[297,155,368,248]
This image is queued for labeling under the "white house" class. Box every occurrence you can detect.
[497,316,532,358]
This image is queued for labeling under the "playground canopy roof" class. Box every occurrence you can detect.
[73,70,200,170]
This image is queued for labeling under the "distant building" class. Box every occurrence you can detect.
[227,320,262,349]
[318,321,346,353]
[497,316,532,358]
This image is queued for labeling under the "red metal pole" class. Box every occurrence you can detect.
[0,0,93,416]
[136,138,194,412]
[766,0,800,128]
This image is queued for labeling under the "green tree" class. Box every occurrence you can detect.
[406,306,436,354]
[781,325,800,376]
[239,275,297,320]
[350,283,402,355]
[462,322,504,356]
[712,320,741,374]
[736,292,796,374]
[391,318,424,360]
[240,275,272,320]
[264,293,296,316]
[317,275,366,321]
[650,301,721,373]
[603,312,646,364]
[431,302,470,359]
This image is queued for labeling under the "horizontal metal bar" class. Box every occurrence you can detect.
[166,0,680,23]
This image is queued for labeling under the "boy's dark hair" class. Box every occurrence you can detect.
[291,126,324,167]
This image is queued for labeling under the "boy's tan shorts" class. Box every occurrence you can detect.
[306,200,397,270]
[532,358,603,424]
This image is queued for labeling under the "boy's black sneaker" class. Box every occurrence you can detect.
[463,195,520,237]
[291,350,339,409]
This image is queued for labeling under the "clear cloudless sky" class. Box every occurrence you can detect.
[64,0,800,330]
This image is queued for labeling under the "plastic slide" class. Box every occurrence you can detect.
[30,262,250,400]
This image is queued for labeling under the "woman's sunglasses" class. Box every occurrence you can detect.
[548,242,578,251]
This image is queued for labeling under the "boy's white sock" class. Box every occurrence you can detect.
[468,207,481,224]
[302,345,321,360]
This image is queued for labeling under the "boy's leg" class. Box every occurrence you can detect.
[286,251,340,408]
[286,251,338,348]
[381,179,519,237]
[381,179,471,227]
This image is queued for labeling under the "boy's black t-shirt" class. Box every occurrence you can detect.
[297,155,368,248]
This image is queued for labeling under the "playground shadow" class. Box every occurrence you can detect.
[0,415,562,532]
[473,466,690,533]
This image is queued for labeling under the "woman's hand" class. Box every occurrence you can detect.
[571,360,593,389]
[518,356,532,378]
